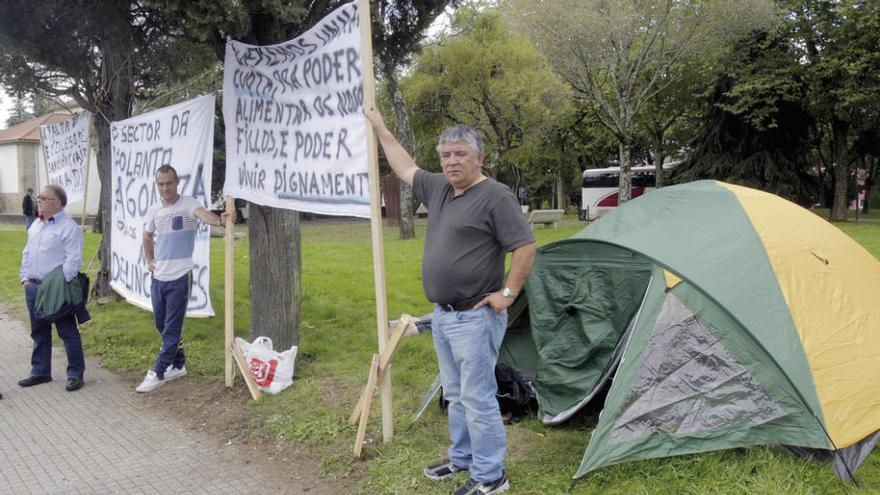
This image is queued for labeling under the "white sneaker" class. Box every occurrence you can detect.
[164,365,187,381]
[135,370,165,393]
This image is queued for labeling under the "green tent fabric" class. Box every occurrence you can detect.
[499,241,652,424]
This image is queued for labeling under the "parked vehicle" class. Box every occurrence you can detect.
[580,164,677,220]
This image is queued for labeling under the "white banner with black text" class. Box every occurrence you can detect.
[39,111,92,205]
[110,95,216,317]
[222,1,369,217]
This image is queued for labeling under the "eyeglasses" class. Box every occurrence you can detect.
[37,195,58,202]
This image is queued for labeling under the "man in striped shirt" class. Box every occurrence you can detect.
[136,165,232,393]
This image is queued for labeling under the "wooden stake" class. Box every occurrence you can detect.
[349,316,412,425]
[357,0,394,443]
[354,354,380,458]
[230,339,261,400]
[80,117,94,228]
[379,315,411,369]
[38,134,50,192]
[224,196,235,387]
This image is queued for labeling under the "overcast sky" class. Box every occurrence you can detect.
[0,87,12,128]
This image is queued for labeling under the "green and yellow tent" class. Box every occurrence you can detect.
[500,180,880,481]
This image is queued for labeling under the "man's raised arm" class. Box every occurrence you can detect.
[365,108,419,186]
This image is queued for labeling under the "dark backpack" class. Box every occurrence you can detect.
[494,363,535,423]
[439,363,536,424]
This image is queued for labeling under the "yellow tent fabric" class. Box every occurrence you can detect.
[722,182,880,448]
[663,270,682,289]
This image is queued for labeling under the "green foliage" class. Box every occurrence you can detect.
[403,7,574,199]
[507,0,777,200]
[4,91,29,127]
[674,30,819,203]
[0,1,210,108]
[677,0,880,209]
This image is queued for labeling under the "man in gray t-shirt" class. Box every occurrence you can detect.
[367,109,536,495]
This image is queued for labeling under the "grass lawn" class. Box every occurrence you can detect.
[1,212,878,494]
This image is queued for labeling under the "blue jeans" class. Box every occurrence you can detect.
[150,273,190,379]
[432,305,508,483]
[25,282,85,378]
[25,215,35,230]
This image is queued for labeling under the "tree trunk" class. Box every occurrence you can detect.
[652,132,665,189]
[829,120,850,222]
[248,203,301,349]
[555,169,565,211]
[93,117,114,299]
[863,157,878,214]
[93,40,135,299]
[618,141,633,203]
[386,68,416,239]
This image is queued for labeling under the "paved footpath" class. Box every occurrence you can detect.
[0,309,313,494]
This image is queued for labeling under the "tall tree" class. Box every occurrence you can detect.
[0,1,209,297]
[791,0,880,220]
[675,29,818,203]
[5,92,29,127]
[508,0,775,203]
[678,1,880,212]
[405,7,573,203]
[371,0,456,240]
[636,58,707,188]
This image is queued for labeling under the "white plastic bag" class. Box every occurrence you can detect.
[242,336,298,394]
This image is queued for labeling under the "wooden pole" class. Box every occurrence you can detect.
[80,117,94,228]
[38,134,50,193]
[224,196,235,387]
[358,0,393,443]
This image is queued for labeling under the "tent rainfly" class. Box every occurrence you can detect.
[499,180,880,481]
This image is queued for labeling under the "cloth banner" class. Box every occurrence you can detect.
[39,111,91,205]
[110,95,215,317]
[222,1,369,217]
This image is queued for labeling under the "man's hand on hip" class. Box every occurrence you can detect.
[474,292,512,314]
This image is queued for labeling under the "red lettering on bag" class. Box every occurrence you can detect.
[250,357,279,387]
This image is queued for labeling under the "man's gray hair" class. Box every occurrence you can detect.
[436,125,484,157]
[45,185,67,207]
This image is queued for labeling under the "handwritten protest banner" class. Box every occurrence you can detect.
[39,111,91,205]
[110,95,215,317]
[222,1,369,218]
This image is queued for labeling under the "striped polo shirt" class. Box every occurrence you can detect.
[144,195,202,282]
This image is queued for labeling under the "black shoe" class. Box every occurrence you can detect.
[18,375,52,387]
[65,377,83,392]
[424,459,468,481]
[452,473,510,495]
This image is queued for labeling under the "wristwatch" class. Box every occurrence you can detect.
[502,287,517,300]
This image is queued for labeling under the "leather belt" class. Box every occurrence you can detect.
[28,278,42,284]
[438,294,486,312]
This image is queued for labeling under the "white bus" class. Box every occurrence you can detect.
[580,164,676,220]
